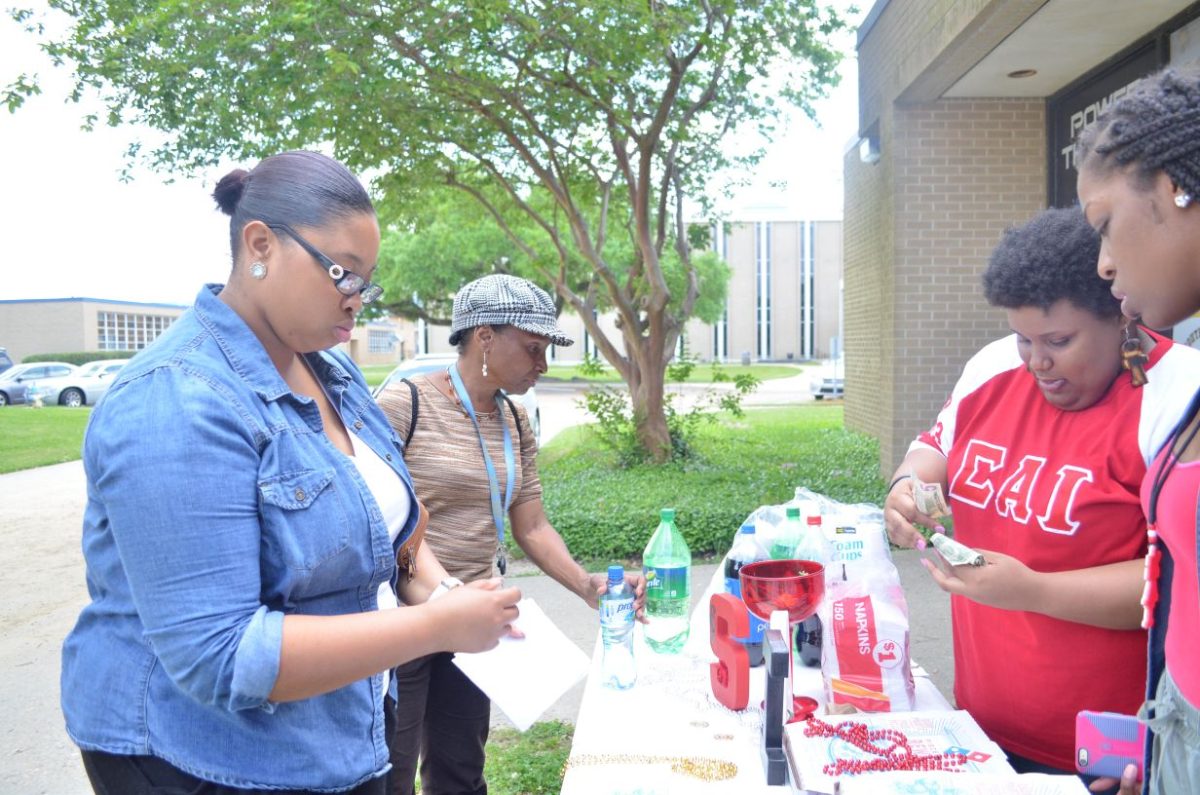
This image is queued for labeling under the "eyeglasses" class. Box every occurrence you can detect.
[267,223,385,304]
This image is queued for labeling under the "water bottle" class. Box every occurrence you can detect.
[724,522,768,667]
[769,506,805,559]
[794,514,831,668]
[643,508,691,654]
[599,565,637,689]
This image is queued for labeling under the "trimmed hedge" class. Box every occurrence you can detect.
[23,351,139,365]
[537,404,886,560]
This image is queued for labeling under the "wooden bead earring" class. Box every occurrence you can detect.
[1121,323,1148,387]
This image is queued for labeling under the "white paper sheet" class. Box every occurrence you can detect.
[837,771,1090,794]
[452,597,591,731]
[785,710,1013,794]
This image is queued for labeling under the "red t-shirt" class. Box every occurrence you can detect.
[912,331,1200,770]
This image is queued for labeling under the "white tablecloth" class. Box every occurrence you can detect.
[561,567,951,794]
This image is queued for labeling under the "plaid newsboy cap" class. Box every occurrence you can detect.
[448,274,574,347]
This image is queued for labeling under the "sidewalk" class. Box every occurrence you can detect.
[1,377,950,791]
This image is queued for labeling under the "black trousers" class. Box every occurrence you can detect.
[389,652,490,795]
[80,698,397,795]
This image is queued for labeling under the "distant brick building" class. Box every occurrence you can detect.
[0,297,407,367]
[846,0,1200,476]
[414,219,845,366]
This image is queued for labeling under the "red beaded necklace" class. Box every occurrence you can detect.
[803,716,969,777]
[1142,397,1200,629]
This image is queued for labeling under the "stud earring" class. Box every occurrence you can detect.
[1175,193,1193,209]
[249,261,267,280]
[482,350,489,378]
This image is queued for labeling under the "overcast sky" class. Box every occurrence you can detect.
[0,2,862,306]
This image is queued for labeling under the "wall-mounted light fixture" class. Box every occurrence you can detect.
[859,134,881,165]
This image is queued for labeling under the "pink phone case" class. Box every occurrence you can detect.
[1075,710,1146,779]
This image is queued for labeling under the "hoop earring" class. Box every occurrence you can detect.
[249,261,267,280]
[1175,193,1193,209]
[482,349,489,378]
[1121,323,1149,387]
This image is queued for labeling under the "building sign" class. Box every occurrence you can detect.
[1047,42,1163,208]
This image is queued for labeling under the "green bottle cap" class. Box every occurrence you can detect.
[660,508,676,521]
[786,506,800,518]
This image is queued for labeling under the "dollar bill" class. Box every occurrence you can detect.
[930,532,985,567]
[911,473,950,519]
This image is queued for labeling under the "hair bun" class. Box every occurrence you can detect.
[212,169,251,215]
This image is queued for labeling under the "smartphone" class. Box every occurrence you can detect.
[1075,710,1146,779]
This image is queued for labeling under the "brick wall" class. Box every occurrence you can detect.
[889,99,1045,472]
[858,0,998,133]
[844,96,1046,476]
[843,118,895,459]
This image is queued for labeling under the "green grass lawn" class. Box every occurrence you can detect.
[361,361,806,388]
[483,722,574,795]
[543,362,806,383]
[0,406,92,474]
[360,364,396,388]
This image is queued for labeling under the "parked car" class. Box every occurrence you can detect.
[0,347,13,375]
[372,353,541,444]
[0,362,79,406]
[810,375,845,400]
[57,359,132,407]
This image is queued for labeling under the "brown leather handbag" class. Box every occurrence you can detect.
[396,500,429,581]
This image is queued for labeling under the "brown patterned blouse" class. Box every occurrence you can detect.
[376,374,541,584]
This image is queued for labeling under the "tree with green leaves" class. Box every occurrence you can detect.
[8,0,845,461]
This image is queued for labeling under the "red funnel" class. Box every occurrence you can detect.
[739,559,825,624]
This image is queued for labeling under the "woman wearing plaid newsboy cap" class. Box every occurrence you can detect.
[377,274,646,795]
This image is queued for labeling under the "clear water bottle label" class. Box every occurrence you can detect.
[645,565,689,599]
[599,597,635,623]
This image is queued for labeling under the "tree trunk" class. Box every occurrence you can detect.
[627,337,672,463]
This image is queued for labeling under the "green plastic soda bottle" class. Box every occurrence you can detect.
[770,506,805,559]
[642,508,691,653]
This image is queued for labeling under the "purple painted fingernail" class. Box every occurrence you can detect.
[917,538,927,550]
[934,525,946,534]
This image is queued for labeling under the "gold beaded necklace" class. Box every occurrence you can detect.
[561,753,738,782]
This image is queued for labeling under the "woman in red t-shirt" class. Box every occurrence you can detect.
[885,206,1200,794]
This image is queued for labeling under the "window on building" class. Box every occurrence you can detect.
[756,222,772,360]
[367,329,395,354]
[800,221,815,360]
[711,221,729,362]
[97,311,175,351]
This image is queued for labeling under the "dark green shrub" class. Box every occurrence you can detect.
[576,347,761,467]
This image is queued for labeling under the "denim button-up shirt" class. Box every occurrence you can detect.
[61,284,418,792]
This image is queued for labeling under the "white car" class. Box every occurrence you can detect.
[810,376,845,400]
[0,362,80,406]
[372,353,541,444]
[57,359,131,407]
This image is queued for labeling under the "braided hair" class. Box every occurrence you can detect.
[1076,67,1200,197]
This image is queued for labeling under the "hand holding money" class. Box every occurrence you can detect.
[930,532,985,567]
[911,472,950,519]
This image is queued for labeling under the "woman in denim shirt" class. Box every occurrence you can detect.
[61,150,522,794]
[1077,67,1200,795]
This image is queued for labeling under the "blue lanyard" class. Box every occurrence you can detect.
[448,362,515,545]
